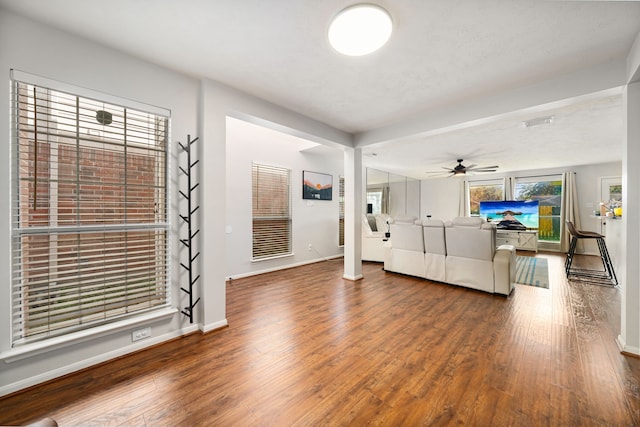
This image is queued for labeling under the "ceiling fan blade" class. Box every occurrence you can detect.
[472,165,499,170]
[426,170,454,177]
[464,164,477,169]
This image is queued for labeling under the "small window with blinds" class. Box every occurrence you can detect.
[252,162,291,260]
[11,78,170,346]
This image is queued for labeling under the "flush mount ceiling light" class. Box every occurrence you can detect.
[328,4,393,56]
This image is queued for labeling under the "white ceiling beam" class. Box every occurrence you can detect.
[628,31,640,83]
[202,78,353,150]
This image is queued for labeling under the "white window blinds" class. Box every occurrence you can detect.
[252,163,291,260]
[11,79,170,345]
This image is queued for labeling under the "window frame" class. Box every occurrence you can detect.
[10,70,172,347]
[468,178,506,216]
[251,162,292,261]
[513,175,563,243]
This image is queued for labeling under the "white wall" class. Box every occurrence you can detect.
[421,178,464,220]
[420,161,622,253]
[0,10,201,395]
[407,180,422,218]
[225,118,344,279]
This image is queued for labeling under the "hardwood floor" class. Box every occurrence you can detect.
[2,252,640,426]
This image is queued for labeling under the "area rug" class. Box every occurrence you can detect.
[515,256,549,289]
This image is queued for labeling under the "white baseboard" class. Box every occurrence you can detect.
[0,324,200,398]
[343,274,364,281]
[617,334,640,356]
[200,319,228,334]
[227,255,343,281]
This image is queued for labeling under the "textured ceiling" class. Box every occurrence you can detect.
[2,0,639,178]
[362,93,624,178]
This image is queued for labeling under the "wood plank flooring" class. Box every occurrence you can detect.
[2,252,640,426]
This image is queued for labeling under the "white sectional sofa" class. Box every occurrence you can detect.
[383,216,516,295]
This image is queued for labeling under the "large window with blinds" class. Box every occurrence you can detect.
[338,176,345,247]
[252,163,291,260]
[11,78,170,345]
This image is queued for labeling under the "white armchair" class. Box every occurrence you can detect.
[362,214,390,262]
[444,217,515,295]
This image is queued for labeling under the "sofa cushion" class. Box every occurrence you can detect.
[422,219,446,255]
[445,255,495,292]
[366,214,378,231]
[393,215,419,225]
[445,217,495,262]
[375,214,391,233]
[449,216,485,228]
[390,217,424,252]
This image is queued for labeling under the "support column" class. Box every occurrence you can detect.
[197,79,228,333]
[618,80,640,355]
[343,147,363,281]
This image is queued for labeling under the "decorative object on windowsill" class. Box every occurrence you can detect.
[178,135,201,323]
[95,110,112,125]
[600,200,622,218]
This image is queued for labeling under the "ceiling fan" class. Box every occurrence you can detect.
[427,159,498,177]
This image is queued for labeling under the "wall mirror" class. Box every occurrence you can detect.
[366,168,420,218]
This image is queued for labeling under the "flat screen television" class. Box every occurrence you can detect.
[479,200,539,230]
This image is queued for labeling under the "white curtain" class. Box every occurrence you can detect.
[381,185,390,215]
[458,179,469,217]
[504,177,513,200]
[560,171,581,253]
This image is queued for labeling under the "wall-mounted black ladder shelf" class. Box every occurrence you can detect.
[178,134,200,323]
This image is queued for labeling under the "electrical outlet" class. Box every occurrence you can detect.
[308,243,313,251]
[132,326,151,342]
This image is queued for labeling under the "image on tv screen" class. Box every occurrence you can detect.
[479,200,539,230]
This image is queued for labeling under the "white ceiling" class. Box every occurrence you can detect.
[3,0,639,179]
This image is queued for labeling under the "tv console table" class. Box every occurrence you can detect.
[496,229,538,252]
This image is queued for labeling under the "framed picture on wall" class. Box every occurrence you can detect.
[303,170,333,200]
